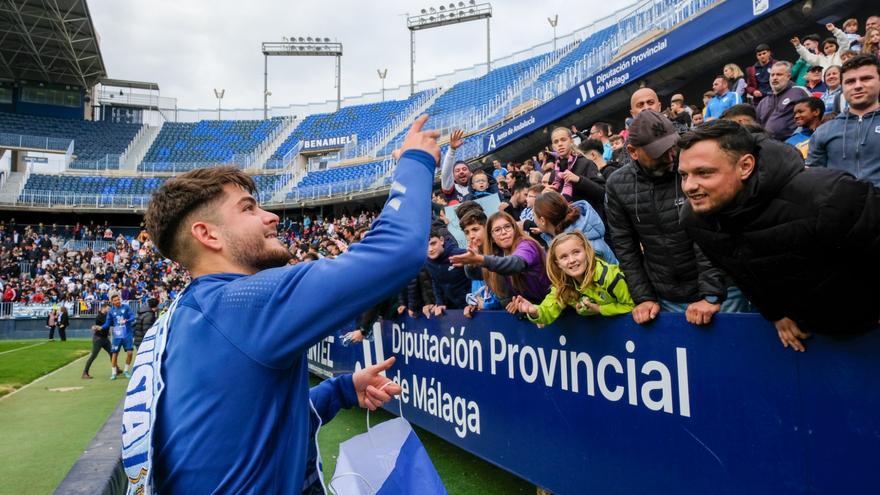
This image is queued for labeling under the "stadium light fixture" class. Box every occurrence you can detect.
[406,2,493,95]
[377,68,388,102]
[547,14,559,52]
[213,88,225,120]
[262,38,345,117]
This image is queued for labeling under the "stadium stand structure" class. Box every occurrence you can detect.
[3,0,735,210]
[267,90,436,169]
[0,112,141,170]
[139,118,285,172]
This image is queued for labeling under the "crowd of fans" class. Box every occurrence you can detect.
[350,18,879,352]
[2,16,878,354]
[0,209,382,311]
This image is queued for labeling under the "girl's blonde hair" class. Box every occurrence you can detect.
[863,28,880,57]
[546,231,596,307]
[482,211,543,298]
[724,63,745,79]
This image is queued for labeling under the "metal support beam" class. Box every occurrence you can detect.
[335,55,341,111]
[486,17,491,73]
[410,30,415,96]
[263,54,268,119]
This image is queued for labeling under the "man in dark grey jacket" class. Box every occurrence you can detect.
[133,298,158,348]
[755,61,811,141]
[605,110,747,325]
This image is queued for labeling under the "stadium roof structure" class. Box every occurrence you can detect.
[0,0,106,89]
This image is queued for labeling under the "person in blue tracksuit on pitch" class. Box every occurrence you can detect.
[121,116,440,495]
[102,293,135,380]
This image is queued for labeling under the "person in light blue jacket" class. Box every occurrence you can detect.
[533,190,618,264]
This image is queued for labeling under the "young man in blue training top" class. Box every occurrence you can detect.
[103,293,135,380]
[122,116,440,494]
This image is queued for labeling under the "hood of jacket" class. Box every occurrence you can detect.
[569,200,606,240]
[715,133,804,225]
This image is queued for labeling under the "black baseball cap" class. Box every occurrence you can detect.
[627,110,679,160]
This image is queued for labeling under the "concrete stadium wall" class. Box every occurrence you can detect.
[0,317,96,340]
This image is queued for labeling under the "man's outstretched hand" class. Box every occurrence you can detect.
[395,114,441,164]
[352,357,402,411]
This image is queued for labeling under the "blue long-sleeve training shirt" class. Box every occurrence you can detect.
[151,149,436,494]
[102,304,135,336]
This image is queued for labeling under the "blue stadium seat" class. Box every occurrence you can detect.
[140,118,284,172]
[0,112,141,170]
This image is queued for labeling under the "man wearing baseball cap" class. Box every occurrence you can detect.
[605,110,748,327]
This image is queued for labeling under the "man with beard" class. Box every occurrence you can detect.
[122,116,440,494]
[755,61,811,141]
[605,110,746,326]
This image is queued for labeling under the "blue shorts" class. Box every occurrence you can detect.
[111,335,133,353]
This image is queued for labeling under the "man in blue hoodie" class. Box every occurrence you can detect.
[807,55,880,186]
[122,116,440,494]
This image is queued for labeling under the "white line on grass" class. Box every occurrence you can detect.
[0,355,88,402]
[0,341,48,356]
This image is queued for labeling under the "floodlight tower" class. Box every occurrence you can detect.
[406,1,493,95]
[213,88,225,120]
[547,15,559,52]
[261,37,344,117]
[377,69,388,102]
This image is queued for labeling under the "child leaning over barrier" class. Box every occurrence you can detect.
[512,231,634,325]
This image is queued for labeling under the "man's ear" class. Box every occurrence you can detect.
[738,153,756,180]
[627,145,639,162]
[190,221,223,253]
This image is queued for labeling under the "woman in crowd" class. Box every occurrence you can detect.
[532,191,617,264]
[820,65,845,114]
[862,28,880,61]
[512,232,634,325]
[723,63,747,99]
[449,211,550,309]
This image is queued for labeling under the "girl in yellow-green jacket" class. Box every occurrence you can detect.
[512,231,634,325]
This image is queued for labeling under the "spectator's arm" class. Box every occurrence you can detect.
[831,27,850,52]
[794,45,822,66]
[210,150,436,369]
[605,184,657,303]
[745,67,758,96]
[527,287,565,325]
[482,255,527,275]
[429,269,445,306]
[570,160,607,207]
[418,269,434,309]
[440,147,456,193]
[694,243,727,301]
[805,128,828,167]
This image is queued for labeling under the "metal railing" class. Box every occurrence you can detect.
[0,132,74,153]
[264,140,303,171]
[0,300,142,319]
[69,154,123,171]
[62,239,115,252]
[11,190,152,209]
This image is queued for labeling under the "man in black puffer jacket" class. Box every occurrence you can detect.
[679,120,880,351]
[605,110,746,326]
[133,298,158,348]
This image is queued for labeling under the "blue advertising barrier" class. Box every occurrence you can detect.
[308,312,880,494]
[483,0,797,152]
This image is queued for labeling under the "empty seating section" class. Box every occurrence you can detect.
[529,25,618,92]
[20,174,166,203]
[0,112,141,170]
[140,118,283,171]
[286,161,386,200]
[379,52,555,155]
[268,90,434,169]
